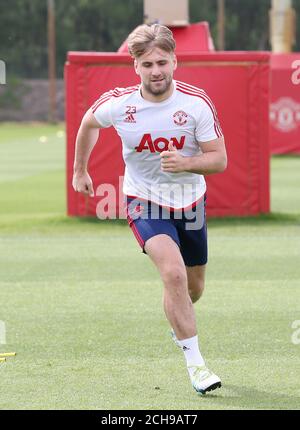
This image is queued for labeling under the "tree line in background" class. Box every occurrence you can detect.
[0,0,300,79]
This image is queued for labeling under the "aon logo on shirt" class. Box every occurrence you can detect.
[135,133,186,153]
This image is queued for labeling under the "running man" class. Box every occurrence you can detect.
[72,24,227,395]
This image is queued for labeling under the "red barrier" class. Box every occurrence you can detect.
[65,51,270,218]
[270,53,300,154]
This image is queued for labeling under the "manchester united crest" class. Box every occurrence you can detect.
[173,110,188,126]
[270,97,300,132]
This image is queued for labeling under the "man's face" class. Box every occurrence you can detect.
[134,47,177,97]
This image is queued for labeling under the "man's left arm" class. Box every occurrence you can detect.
[160,137,227,175]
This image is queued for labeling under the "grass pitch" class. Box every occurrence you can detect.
[0,123,300,410]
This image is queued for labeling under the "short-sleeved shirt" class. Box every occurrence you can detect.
[92,80,223,209]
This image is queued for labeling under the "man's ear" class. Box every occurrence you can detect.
[173,54,178,71]
[134,59,139,76]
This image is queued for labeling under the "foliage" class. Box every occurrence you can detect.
[0,0,142,78]
[191,0,300,51]
[0,77,29,109]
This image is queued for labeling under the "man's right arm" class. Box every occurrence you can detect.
[72,108,102,197]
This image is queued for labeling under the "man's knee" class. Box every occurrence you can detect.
[161,266,187,289]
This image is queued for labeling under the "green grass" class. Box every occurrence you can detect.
[0,123,300,410]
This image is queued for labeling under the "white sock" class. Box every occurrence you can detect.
[177,335,205,378]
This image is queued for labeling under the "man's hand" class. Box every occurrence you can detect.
[72,170,94,197]
[160,142,186,173]
[72,108,101,197]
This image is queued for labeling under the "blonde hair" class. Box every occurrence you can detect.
[127,24,176,58]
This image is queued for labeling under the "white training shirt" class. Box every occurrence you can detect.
[92,80,223,209]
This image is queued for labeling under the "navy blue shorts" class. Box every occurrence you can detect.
[125,196,207,267]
